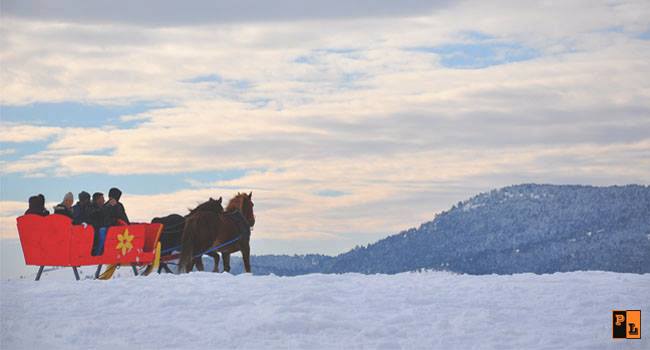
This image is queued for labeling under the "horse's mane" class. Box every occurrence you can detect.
[189,198,222,215]
[226,193,247,212]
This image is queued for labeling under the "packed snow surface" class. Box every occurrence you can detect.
[1,271,648,349]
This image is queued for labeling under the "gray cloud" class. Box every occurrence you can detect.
[295,105,650,151]
[1,0,451,26]
[2,0,649,252]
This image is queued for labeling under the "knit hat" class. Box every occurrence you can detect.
[63,192,73,202]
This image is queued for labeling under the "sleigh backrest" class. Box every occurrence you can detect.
[17,214,74,266]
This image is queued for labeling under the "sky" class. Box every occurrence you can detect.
[1,0,649,257]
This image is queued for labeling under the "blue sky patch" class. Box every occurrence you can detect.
[408,33,540,69]
[0,140,52,161]
[1,169,249,203]
[0,101,169,129]
[638,30,650,40]
[460,30,494,41]
[294,55,316,64]
[181,73,252,91]
[294,47,360,65]
[321,48,358,55]
[182,74,224,83]
[315,190,347,197]
[247,98,273,108]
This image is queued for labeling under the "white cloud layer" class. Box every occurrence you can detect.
[1,0,649,252]
[1,0,452,26]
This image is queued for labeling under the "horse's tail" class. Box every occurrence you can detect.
[178,217,197,273]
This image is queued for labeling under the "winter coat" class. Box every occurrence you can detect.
[24,207,50,216]
[53,203,74,219]
[72,201,93,225]
[105,202,130,225]
[25,195,50,216]
[89,204,109,228]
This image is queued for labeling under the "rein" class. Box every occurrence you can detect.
[161,245,183,255]
[160,235,241,258]
[193,236,241,258]
[225,208,252,227]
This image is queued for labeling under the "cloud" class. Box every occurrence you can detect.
[1,0,649,253]
[1,0,451,26]
[0,124,63,142]
[3,137,646,244]
[3,1,649,105]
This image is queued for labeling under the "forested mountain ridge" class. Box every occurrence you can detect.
[228,184,650,275]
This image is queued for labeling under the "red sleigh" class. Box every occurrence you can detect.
[16,214,162,280]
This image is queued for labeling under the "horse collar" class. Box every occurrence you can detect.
[225,209,251,239]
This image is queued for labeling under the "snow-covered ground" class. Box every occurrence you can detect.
[1,271,648,349]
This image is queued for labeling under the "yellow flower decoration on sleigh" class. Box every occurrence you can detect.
[116,229,134,255]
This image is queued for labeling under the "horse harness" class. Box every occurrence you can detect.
[189,211,250,258]
[224,209,251,240]
[160,209,251,256]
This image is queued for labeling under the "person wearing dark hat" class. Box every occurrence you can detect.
[24,194,50,216]
[105,187,130,225]
[72,191,93,225]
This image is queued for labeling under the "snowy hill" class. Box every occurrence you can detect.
[228,184,650,275]
[1,271,648,349]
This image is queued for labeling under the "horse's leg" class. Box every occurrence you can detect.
[195,256,204,271]
[222,252,231,273]
[208,252,220,272]
[242,242,251,273]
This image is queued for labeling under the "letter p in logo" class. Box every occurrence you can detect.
[613,310,641,339]
[615,314,625,326]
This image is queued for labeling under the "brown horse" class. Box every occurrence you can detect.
[177,197,224,272]
[153,197,224,253]
[219,192,256,273]
[178,192,255,273]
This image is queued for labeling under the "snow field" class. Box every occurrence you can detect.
[1,271,648,349]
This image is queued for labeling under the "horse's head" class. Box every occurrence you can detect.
[189,196,223,216]
[227,192,255,227]
[207,197,224,213]
[243,192,255,227]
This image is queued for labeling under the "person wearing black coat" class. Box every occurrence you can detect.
[105,187,130,225]
[24,194,50,216]
[88,192,109,227]
[88,192,109,256]
[72,191,93,225]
